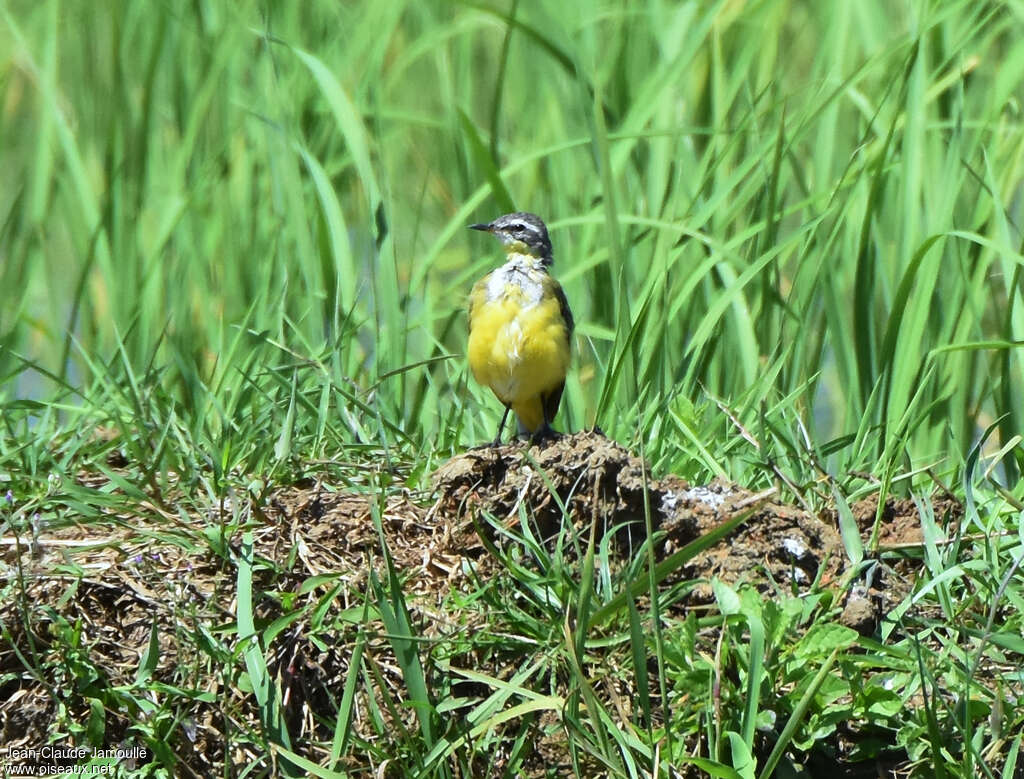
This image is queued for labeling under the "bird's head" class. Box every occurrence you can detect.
[470,212,553,264]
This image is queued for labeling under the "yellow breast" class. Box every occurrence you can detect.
[468,269,571,421]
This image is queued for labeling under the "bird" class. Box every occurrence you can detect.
[467,212,574,444]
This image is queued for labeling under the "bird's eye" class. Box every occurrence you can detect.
[510,223,524,233]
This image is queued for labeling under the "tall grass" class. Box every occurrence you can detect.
[1,0,1022,490]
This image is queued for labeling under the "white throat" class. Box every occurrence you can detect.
[485,254,546,305]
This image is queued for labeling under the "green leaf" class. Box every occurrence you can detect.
[795,623,859,659]
[712,578,741,616]
[135,618,159,684]
[726,730,756,779]
[86,696,105,746]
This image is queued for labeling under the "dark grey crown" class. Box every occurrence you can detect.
[470,212,553,262]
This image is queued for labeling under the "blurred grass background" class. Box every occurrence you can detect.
[2,2,1024,776]
[2,0,1023,489]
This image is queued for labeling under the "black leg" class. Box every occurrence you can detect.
[492,406,511,446]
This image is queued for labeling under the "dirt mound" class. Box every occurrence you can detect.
[432,430,844,602]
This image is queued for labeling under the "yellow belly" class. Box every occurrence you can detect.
[468,288,570,433]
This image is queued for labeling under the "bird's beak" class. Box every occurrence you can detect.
[469,222,492,232]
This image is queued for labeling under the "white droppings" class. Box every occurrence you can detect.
[661,491,679,512]
[679,486,726,509]
[781,537,807,559]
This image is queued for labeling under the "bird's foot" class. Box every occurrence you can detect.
[529,425,561,445]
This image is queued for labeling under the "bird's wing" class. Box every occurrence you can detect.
[551,278,574,339]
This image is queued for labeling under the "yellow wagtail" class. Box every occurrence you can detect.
[467,212,574,444]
